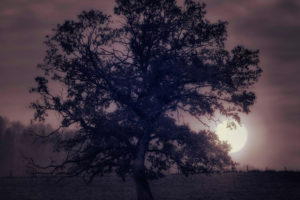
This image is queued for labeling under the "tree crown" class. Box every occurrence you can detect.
[31,0,262,181]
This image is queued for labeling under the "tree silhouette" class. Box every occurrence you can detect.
[30,0,262,199]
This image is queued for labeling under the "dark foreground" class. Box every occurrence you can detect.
[1,172,299,200]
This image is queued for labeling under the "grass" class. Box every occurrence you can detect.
[1,172,299,200]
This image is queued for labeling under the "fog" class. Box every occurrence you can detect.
[0,115,61,176]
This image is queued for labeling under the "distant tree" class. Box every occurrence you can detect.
[0,116,58,176]
[0,119,28,176]
[30,0,262,199]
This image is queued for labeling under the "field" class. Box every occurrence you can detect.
[1,172,299,200]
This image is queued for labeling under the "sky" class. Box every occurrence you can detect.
[0,0,300,170]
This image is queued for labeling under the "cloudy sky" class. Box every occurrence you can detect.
[1,0,300,170]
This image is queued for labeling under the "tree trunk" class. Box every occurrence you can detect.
[134,171,154,200]
[133,129,153,200]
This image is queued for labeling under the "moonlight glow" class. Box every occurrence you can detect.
[215,120,248,153]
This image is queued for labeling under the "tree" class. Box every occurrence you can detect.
[30,0,262,199]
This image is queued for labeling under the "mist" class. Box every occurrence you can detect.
[0,115,61,176]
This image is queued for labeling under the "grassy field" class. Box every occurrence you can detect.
[1,172,299,200]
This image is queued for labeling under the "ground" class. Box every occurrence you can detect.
[1,172,299,200]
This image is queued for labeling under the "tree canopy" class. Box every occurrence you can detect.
[30,0,262,199]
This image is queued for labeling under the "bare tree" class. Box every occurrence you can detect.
[30,0,262,199]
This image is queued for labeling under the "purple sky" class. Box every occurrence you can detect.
[1,0,300,170]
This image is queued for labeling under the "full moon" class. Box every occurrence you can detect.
[215,120,248,153]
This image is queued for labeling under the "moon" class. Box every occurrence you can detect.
[215,120,248,153]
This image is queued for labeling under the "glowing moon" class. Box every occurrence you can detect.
[215,120,248,153]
